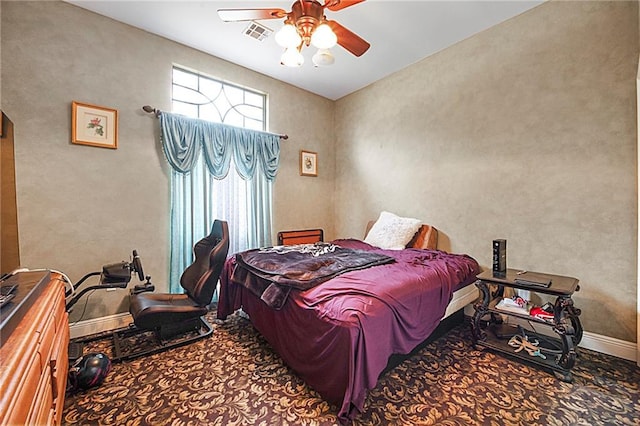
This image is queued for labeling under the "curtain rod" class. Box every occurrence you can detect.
[142,105,289,140]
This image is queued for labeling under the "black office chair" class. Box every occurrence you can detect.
[113,220,229,361]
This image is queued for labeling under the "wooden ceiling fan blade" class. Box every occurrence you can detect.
[325,0,366,12]
[217,8,287,22]
[326,20,370,57]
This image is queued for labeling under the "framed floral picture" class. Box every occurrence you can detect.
[300,150,318,177]
[71,101,118,149]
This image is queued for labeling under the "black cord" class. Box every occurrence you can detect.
[69,289,95,326]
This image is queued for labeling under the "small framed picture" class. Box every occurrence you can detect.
[300,150,318,177]
[72,101,118,149]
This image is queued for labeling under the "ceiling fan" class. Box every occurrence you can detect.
[218,0,370,67]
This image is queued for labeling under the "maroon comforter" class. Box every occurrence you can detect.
[218,239,480,422]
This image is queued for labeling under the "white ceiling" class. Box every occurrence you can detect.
[66,0,543,100]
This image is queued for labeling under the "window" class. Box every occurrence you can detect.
[168,66,273,292]
[171,67,266,130]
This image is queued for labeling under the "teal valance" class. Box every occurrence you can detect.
[159,112,280,181]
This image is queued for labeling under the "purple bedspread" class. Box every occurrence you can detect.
[218,239,480,423]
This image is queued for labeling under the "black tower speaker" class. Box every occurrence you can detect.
[492,239,506,276]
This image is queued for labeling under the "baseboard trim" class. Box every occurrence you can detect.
[69,312,132,339]
[579,331,637,362]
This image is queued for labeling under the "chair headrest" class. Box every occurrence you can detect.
[180,220,229,306]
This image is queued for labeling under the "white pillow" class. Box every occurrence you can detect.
[364,211,422,250]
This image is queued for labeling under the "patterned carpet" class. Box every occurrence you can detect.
[63,308,640,425]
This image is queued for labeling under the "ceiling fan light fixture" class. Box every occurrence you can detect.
[310,23,337,49]
[218,1,370,67]
[275,23,301,48]
[312,48,335,67]
[281,47,304,67]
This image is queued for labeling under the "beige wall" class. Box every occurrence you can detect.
[335,1,639,342]
[1,1,334,321]
[2,1,638,342]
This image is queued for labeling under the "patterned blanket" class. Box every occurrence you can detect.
[231,243,394,309]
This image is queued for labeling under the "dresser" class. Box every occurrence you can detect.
[0,271,69,425]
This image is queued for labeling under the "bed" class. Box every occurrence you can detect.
[217,214,480,422]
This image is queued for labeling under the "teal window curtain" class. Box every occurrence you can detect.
[160,112,280,293]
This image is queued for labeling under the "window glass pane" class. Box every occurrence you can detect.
[235,104,264,121]
[245,91,264,108]
[172,68,198,89]
[213,96,232,120]
[199,104,222,123]
[172,100,197,117]
[200,78,223,103]
[223,85,245,109]
[172,85,210,106]
[223,110,245,127]
[244,118,263,131]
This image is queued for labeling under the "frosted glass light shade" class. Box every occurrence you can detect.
[281,47,304,67]
[311,24,337,49]
[275,24,301,48]
[312,48,335,67]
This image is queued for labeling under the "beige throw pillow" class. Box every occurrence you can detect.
[364,211,422,250]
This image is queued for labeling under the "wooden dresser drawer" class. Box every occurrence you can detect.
[37,310,57,370]
[0,273,69,426]
[51,313,69,424]
[28,364,54,426]
[3,351,42,425]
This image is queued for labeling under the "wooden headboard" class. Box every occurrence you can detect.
[364,221,438,250]
[277,229,324,245]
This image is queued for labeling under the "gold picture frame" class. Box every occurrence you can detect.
[300,150,318,177]
[72,101,118,149]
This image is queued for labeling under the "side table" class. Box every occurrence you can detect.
[471,268,582,382]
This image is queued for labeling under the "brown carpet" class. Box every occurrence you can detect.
[63,308,639,425]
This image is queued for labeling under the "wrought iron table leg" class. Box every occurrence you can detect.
[552,295,581,382]
[471,280,492,348]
